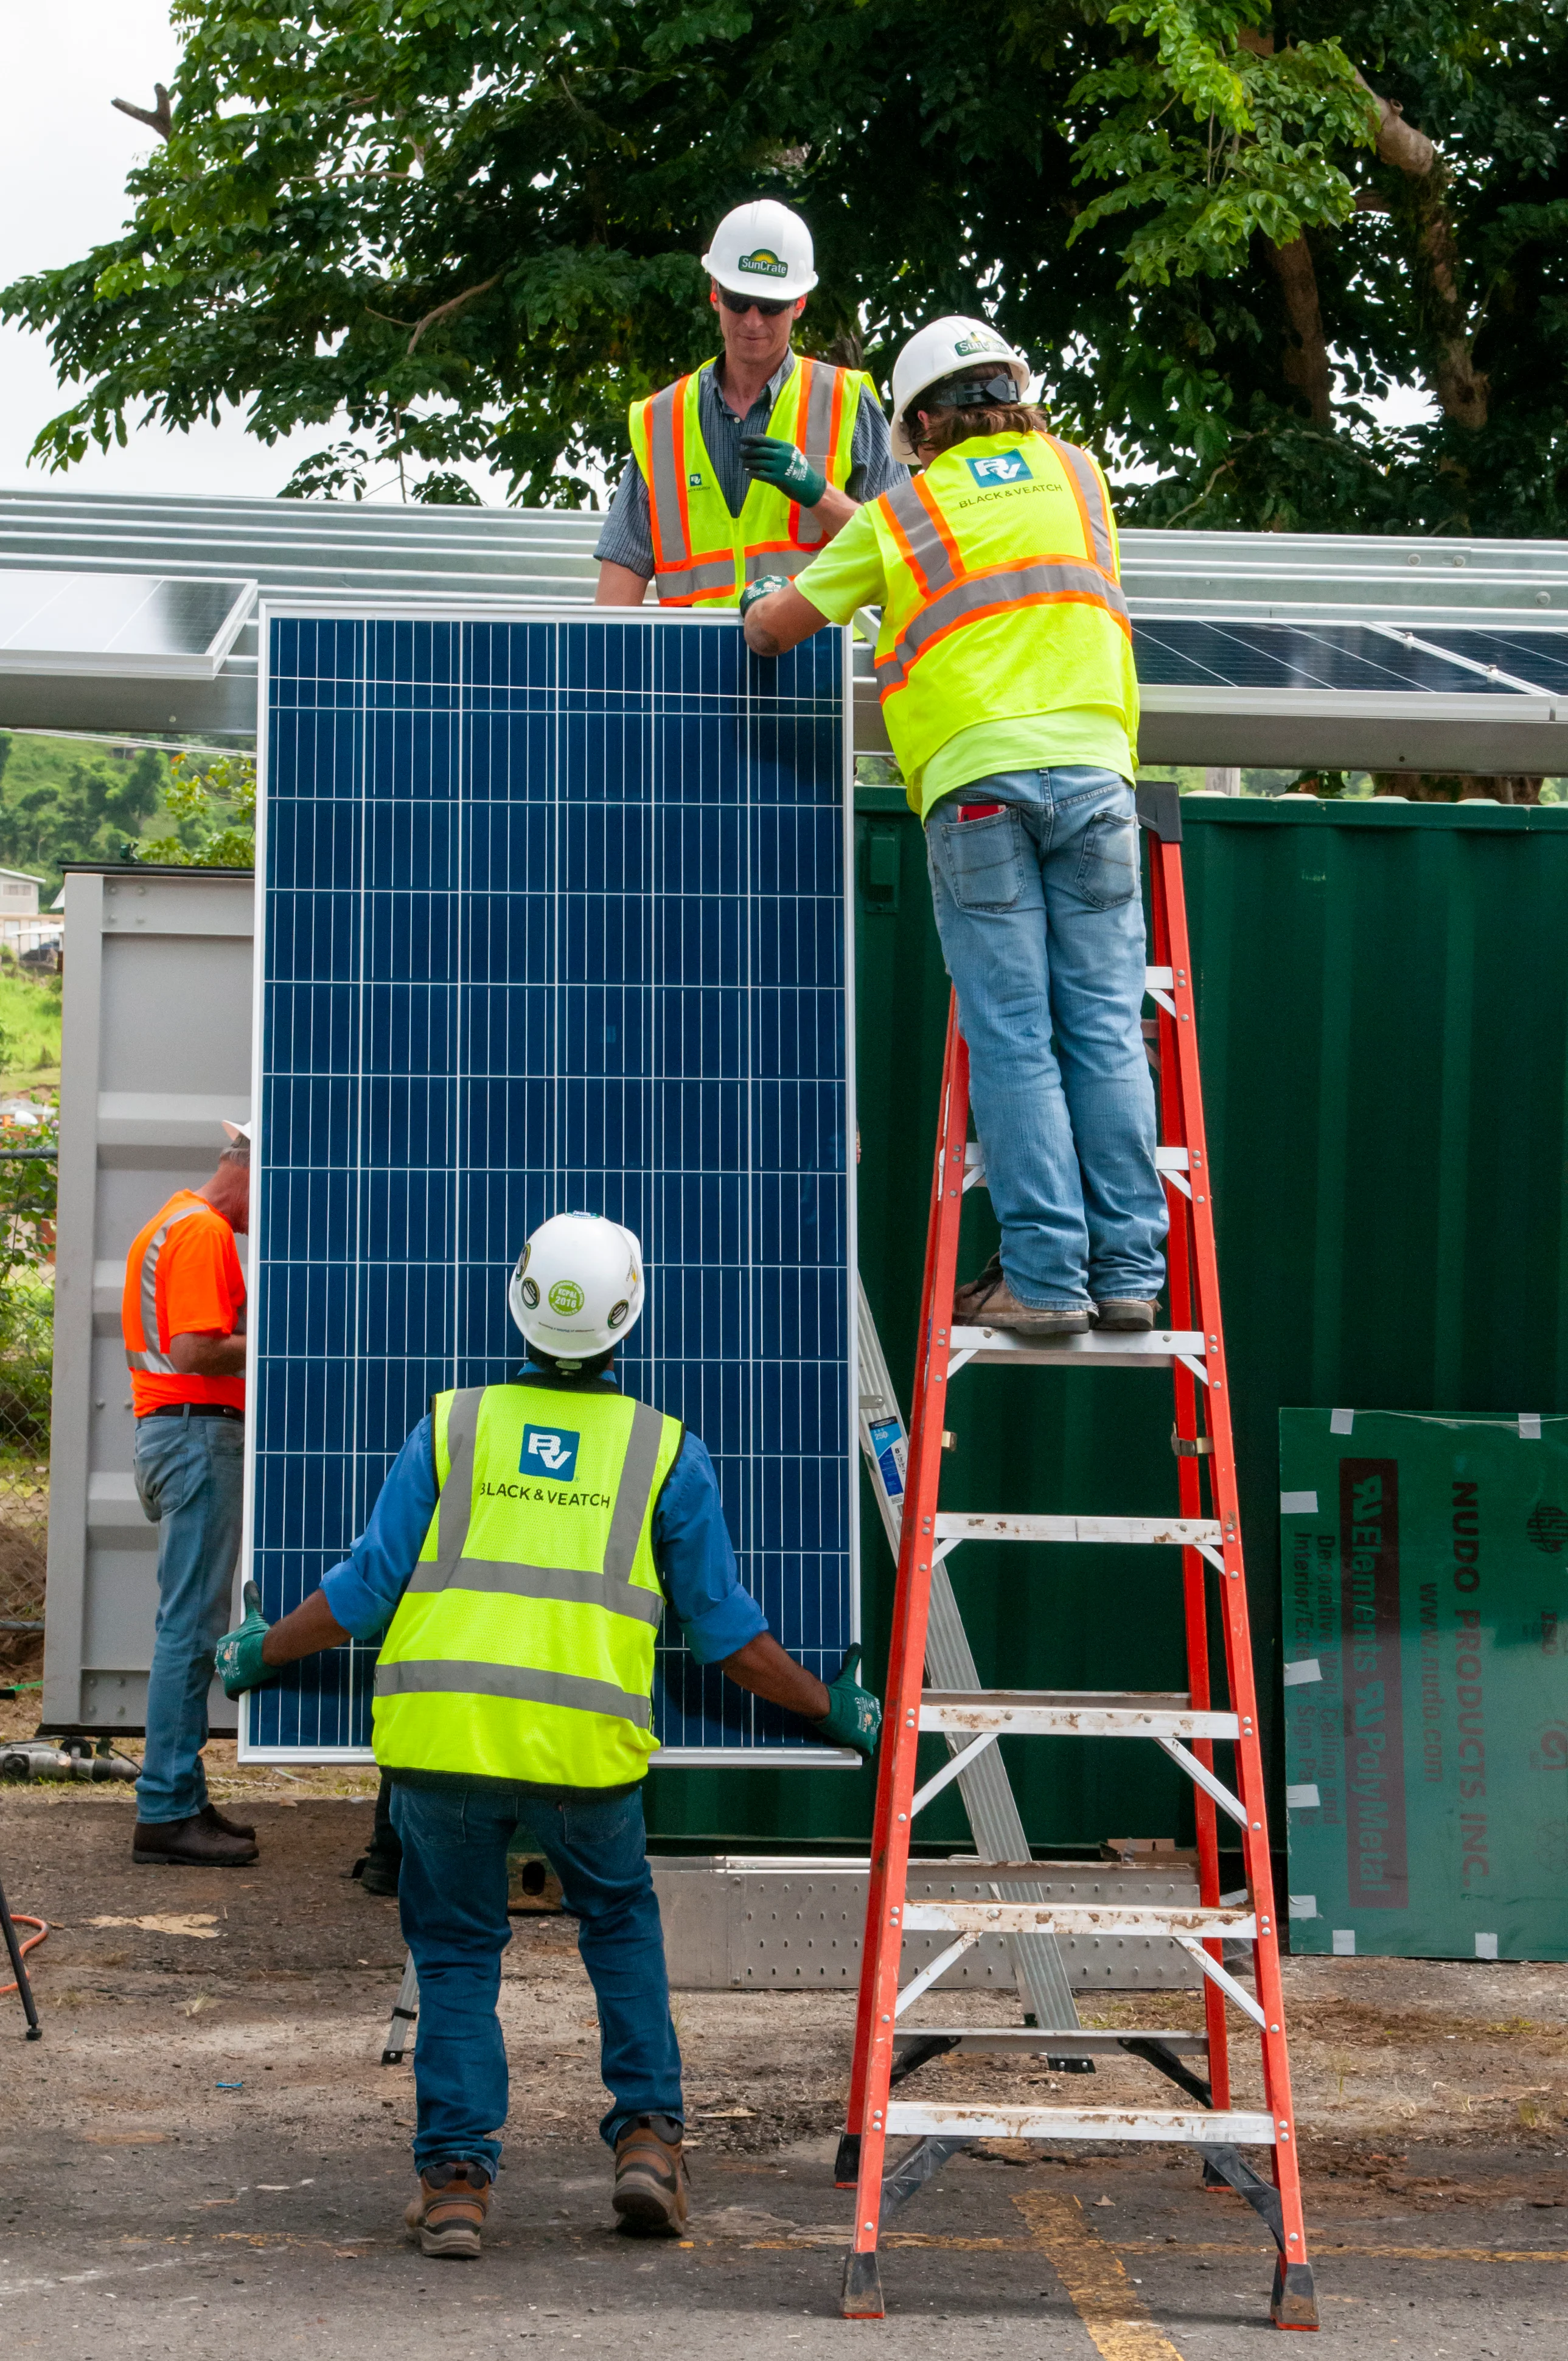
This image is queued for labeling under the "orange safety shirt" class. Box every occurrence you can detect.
[122,1191,246,1415]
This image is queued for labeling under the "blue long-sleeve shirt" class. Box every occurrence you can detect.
[319,1372,767,1665]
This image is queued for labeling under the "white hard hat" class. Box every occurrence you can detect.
[702,200,818,301]
[509,1212,646,1361]
[221,1120,251,1144]
[889,316,1030,463]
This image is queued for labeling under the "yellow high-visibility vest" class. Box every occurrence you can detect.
[865,430,1139,817]
[373,1383,683,1788]
[629,357,868,606]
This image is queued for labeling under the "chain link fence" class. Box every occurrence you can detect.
[0,1127,55,1681]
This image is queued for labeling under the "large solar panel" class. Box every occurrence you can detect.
[1132,616,1568,698]
[242,609,855,1763]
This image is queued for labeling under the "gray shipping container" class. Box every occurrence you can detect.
[43,865,253,1735]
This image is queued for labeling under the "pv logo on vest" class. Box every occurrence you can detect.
[521,1425,581,1483]
[966,450,1032,486]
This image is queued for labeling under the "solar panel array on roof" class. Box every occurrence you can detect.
[242,609,857,1762]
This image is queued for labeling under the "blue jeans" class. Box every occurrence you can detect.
[133,1410,245,1824]
[390,1779,683,2174]
[925,767,1168,1308]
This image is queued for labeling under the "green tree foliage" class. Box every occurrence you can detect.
[133,752,256,868]
[2,1,1565,532]
[0,736,166,893]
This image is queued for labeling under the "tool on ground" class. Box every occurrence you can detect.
[1,1735,137,1783]
[838,782,1315,2331]
[0,1862,43,2036]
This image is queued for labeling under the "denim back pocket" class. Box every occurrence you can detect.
[1073,803,1139,909]
[929,805,1026,912]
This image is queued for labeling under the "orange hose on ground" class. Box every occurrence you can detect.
[0,1914,46,1997]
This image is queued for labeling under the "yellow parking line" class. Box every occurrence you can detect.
[1016,2192,1186,2361]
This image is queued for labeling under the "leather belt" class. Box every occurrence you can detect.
[141,1404,245,1424]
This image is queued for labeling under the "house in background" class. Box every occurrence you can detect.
[1,868,63,964]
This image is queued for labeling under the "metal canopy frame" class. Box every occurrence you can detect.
[3,484,1568,767]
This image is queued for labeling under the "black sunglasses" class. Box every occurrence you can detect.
[717,287,793,318]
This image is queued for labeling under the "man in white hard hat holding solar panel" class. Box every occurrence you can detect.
[594,198,906,606]
[216,1210,879,2258]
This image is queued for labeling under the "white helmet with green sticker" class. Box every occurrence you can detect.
[509,1212,646,1359]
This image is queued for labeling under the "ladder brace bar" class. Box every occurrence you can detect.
[1157,1733,1251,1829]
[908,1730,998,1821]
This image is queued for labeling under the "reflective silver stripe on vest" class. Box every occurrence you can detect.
[792,360,841,553]
[645,380,691,569]
[417,1390,670,1629]
[406,1558,664,1626]
[654,555,738,603]
[874,561,1132,697]
[373,1657,653,1730]
[1048,436,1117,577]
[125,1201,209,1373]
[881,478,959,596]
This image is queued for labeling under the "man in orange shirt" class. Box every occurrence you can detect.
[121,1121,256,1867]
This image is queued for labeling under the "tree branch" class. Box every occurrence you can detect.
[1263,234,1332,427]
[111,84,172,141]
[404,273,503,358]
[1354,68,1486,432]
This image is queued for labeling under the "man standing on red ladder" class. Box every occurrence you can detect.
[742,317,1166,1337]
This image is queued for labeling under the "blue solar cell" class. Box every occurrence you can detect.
[245,613,855,1759]
[1415,627,1568,694]
[1133,619,1525,695]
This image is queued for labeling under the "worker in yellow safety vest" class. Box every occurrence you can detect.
[215,1212,880,2258]
[594,198,906,607]
[742,317,1168,1338]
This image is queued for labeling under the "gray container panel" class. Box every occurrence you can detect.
[43,868,253,1734]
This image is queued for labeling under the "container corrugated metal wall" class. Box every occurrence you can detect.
[643,791,1568,1851]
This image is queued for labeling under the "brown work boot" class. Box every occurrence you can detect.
[200,1801,256,1840]
[133,1813,257,1868]
[1092,1297,1160,1332]
[952,1254,1090,1335]
[404,2160,493,2259]
[612,2115,689,2236]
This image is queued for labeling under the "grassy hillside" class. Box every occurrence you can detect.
[0,969,61,1087]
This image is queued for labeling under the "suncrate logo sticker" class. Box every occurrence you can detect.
[966,450,1032,486]
[521,1425,581,1483]
[953,331,1008,357]
[737,248,789,278]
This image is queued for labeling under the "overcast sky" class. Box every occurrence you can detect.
[0,1,521,503]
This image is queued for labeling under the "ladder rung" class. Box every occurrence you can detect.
[919,1690,1242,1740]
[933,1513,1222,1549]
[901,1902,1255,1938]
[949,1324,1204,1370]
[892,2029,1209,2057]
[883,2102,1276,2146]
[963,1143,1192,1182]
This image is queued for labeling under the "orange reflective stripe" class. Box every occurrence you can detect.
[1045,433,1117,577]
[874,559,1132,697]
[879,478,958,599]
[914,475,965,582]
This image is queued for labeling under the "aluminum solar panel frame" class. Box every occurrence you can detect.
[240,602,858,1765]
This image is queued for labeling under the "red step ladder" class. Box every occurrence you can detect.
[838,783,1315,2329]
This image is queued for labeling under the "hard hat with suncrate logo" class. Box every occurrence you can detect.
[890,316,1031,463]
[702,200,818,300]
[509,1211,646,1361]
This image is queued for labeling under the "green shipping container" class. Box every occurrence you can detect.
[644,793,1568,1856]
[1280,1407,1568,1961]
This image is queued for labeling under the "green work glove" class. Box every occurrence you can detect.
[739,573,792,619]
[739,434,828,508]
[215,1580,280,1700]
[815,1644,882,1760]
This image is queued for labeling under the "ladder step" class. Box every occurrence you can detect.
[934,1513,1222,1549]
[950,1324,1204,1370]
[883,2102,1276,2146]
[901,1902,1255,1937]
[892,2029,1208,2057]
[920,1690,1242,1740]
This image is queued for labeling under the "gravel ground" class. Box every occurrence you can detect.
[2,1754,1568,2359]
